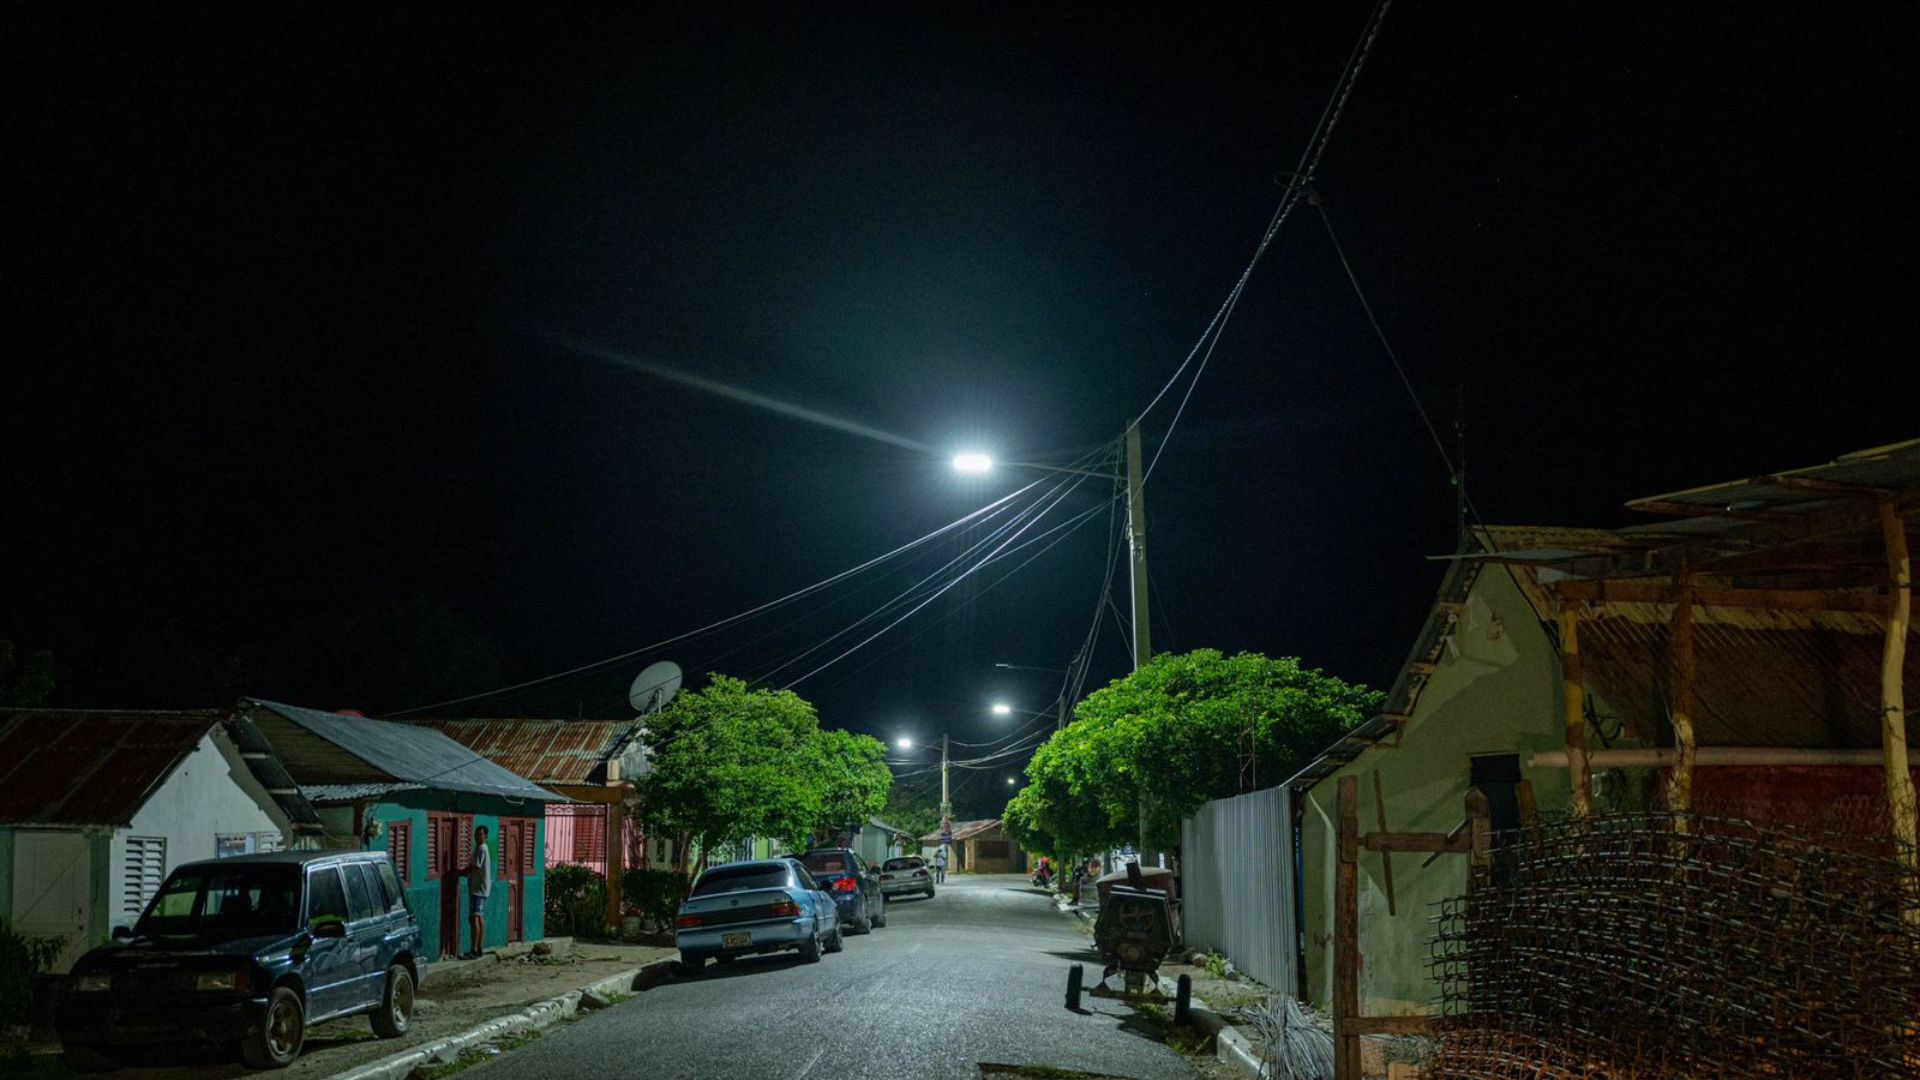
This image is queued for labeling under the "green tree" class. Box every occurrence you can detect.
[882,787,941,847]
[805,728,892,839]
[639,676,825,868]
[1009,649,1379,853]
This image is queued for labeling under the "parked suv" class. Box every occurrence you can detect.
[798,848,886,933]
[58,850,425,1070]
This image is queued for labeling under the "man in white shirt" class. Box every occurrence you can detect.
[465,825,493,959]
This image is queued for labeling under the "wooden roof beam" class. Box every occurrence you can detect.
[1550,578,1888,613]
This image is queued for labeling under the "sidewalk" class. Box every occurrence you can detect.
[20,939,674,1080]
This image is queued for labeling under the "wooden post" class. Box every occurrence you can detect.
[1372,770,1397,917]
[1667,564,1699,821]
[1558,604,1592,817]
[605,795,624,933]
[1334,776,1360,1080]
[1879,503,1916,907]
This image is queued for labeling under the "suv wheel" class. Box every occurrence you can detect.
[371,964,414,1038]
[241,986,305,1068]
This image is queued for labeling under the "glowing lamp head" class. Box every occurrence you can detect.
[895,736,913,750]
[1006,777,1017,785]
[952,453,994,474]
[991,702,1012,716]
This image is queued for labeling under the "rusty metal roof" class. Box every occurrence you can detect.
[408,718,639,786]
[0,710,225,827]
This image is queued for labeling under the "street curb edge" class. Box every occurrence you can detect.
[322,955,678,1080]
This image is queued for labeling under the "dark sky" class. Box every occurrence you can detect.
[6,6,1916,806]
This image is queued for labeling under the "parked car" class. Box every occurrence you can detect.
[798,848,886,933]
[57,850,425,1070]
[879,855,936,899]
[675,858,841,972]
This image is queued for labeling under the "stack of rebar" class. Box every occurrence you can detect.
[1426,812,1920,1079]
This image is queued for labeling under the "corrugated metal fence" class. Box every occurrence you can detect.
[1180,785,1295,994]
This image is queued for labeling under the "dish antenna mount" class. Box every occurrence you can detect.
[629,661,683,715]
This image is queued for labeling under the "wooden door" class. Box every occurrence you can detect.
[429,815,463,958]
[503,818,531,943]
[9,831,92,973]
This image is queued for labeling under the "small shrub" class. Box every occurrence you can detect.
[1203,951,1229,979]
[621,868,689,935]
[544,864,607,938]
[2,920,64,1042]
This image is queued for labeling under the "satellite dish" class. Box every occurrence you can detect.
[629,661,683,714]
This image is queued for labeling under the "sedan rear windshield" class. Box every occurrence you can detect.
[691,865,791,897]
[883,858,924,871]
[800,852,852,874]
[137,864,300,938]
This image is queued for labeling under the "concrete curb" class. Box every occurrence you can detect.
[324,955,678,1080]
[1154,974,1262,1080]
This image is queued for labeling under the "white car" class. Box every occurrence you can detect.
[878,856,935,898]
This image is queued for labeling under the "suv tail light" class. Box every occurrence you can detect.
[831,877,858,893]
[675,913,702,929]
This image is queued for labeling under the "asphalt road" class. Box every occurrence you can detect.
[469,874,1201,1080]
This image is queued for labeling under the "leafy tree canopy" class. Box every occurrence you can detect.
[1006,649,1379,855]
[639,676,892,862]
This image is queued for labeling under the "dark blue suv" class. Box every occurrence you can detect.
[58,850,426,1069]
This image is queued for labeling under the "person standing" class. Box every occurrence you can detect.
[465,825,493,959]
[932,845,948,884]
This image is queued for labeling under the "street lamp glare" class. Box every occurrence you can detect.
[895,736,913,750]
[1006,777,1017,785]
[952,452,994,474]
[991,702,1012,716]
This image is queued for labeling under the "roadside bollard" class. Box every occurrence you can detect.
[1065,963,1084,1011]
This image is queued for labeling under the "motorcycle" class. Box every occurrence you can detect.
[1031,863,1054,889]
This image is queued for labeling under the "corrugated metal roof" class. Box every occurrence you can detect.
[921,818,1001,842]
[242,700,567,804]
[1629,438,1920,513]
[301,782,427,804]
[408,718,637,785]
[0,709,221,826]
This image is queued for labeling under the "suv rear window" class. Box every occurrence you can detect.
[691,864,791,897]
[800,852,852,874]
[883,857,923,872]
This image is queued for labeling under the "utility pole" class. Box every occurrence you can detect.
[1124,420,1152,671]
[1057,694,1069,731]
[940,733,951,822]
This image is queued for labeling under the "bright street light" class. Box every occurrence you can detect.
[895,736,913,750]
[1006,777,1017,785]
[990,702,1012,716]
[951,452,994,474]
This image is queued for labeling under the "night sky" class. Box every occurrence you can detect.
[6,6,1916,808]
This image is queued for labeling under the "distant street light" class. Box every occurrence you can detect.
[895,736,913,750]
[990,702,1012,716]
[952,452,994,474]
[1006,777,1017,786]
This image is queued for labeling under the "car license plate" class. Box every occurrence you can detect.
[723,931,750,949]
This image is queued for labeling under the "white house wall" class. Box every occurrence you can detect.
[106,727,292,930]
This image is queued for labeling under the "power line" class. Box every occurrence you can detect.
[1139,0,1395,483]
[386,477,1049,715]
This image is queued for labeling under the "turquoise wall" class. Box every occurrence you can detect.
[352,795,547,956]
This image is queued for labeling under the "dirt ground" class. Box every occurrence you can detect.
[19,940,674,1080]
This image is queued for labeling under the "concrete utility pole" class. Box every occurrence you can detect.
[1125,420,1152,671]
[940,733,951,822]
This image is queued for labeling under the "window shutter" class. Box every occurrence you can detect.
[522,821,536,874]
[458,818,473,869]
[124,836,167,918]
[387,822,412,884]
[427,816,441,877]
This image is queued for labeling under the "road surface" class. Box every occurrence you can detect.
[469,873,1200,1080]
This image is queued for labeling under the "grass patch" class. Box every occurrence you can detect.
[415,1030,543,1080]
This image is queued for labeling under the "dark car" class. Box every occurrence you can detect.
[798,849,886,933]
[58,850,425,1070]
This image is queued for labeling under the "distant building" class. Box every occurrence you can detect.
[919,818,1024,874]
[0,708,321,972]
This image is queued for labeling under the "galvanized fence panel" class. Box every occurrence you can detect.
[1180,785,1295,994]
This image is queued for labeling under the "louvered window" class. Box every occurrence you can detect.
[572,812,606,863]
[386,822,412,884]
[124,836,167,919]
